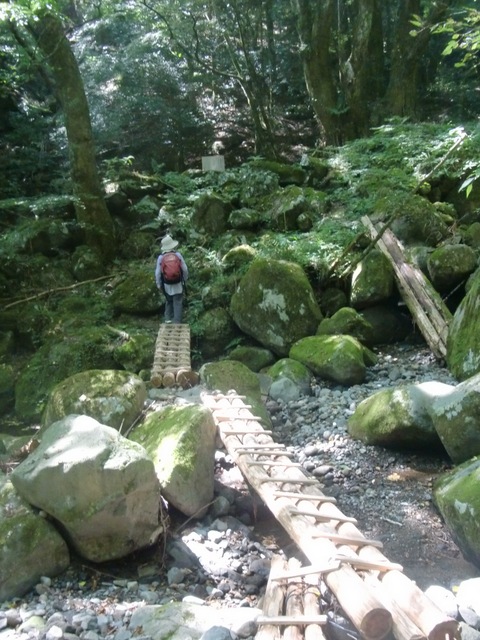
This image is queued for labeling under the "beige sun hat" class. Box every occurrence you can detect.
[161,235,179,252]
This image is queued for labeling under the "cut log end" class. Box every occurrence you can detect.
[360,608,393,640]
[177,369,199,389]
[162,371,176,387]
[150,373,163,388]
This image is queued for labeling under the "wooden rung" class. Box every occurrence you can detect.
[256,615,328,626]
[215,415,263,422]
[335,553,403,572]
[221,429,272,435]
[260,477,318,485]
[238,449,292,457]
[272,564,338,580]
[236,443,286,449]
[291,509,357,524]
[249,461,302,467]
[273,491,336,504]
[212,404,253,411]
[311,531,383,548]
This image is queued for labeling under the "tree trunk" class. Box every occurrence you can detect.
[34,12,116,263]
[385,1,452,117]
[293,0,341,145]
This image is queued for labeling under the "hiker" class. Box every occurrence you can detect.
[155,235,188,324]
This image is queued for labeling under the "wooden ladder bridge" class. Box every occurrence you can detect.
[150,320,458,640]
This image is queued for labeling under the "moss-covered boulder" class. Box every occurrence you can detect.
[192,193,232,235]
[199,360,271,428]
[112,331,156,373]
[349,249,394,309]
[0,363,15,415]
[289,335,374,386]
[0,476,70,601]
[222,244,257,271]
[228,208,263,231]
[317,307,374,345]
[227,346,275,372]
[375,193,449,246]
[427,244,478,293]
[197,307,239,359]
[248,160,306,186]
[109,268,160,315]
[430,373,480,464]
[15,328,119,423]
[433,457,480,569]
[230,259,322,356]
[41,369,146,431]
[119,231,157,259]
[347,381,453,449]
[267,358,313,396]
[268,185,310,231]
[447,269,480,380]
[0,331,15,358]
[130,405,216,518]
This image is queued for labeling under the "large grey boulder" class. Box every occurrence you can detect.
[433,457,480,569]
[0,475,70,601]
[11,415,161,563]
[349,249,394,309]
[430,373,480,464]
[42,369,147,431]
[447,269,480,380]
[347,381,453,449]
[289,335,375,386]
[230,259,322,356]
[130,405,216,519]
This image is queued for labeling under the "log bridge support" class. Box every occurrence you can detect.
[202,392,459,640]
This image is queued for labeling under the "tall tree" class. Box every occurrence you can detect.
[33,11,116,262]
[140,0,293,158]
[3,2,115,261]
[292,0,458,145]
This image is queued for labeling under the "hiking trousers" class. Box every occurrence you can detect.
[164,292,183,324]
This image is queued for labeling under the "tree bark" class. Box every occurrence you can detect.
[34,12,115,262]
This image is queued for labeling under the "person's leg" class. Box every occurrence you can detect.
[164,292,174,323]
[172,293,183,324]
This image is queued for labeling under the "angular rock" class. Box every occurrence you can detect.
[199,360,272,428]
[349,249,394,310]
[130,405,216,518]
[42,369,147,431]
[447,269,480,380]
[268,357,313,396]
[348,381,453,449]
[430,373,480,464]
[11,415,161,563]
[0,476,70,601]
[433,458,480,570]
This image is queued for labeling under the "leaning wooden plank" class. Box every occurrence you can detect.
[257,616,328,626]
[256,555,286,640]
[361,216,451,359]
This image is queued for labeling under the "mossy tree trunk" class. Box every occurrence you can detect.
[34,12,116,263]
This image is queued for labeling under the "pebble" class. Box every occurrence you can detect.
[2,344,478,639]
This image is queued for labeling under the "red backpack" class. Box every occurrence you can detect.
[161,252,182,284]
